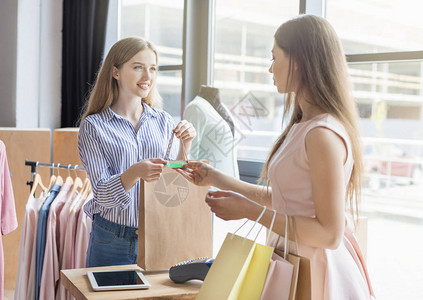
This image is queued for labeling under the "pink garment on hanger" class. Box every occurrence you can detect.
[55,190,79,300]
[39,183,72,300]
[70,196,83,268]
[268,114,374,300]
[56,191,82,300]
[74,192,93,269]
[14,193,45,300]
[0,141,18,300]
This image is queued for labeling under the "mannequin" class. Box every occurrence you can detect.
[197,86,235,137]
[184,85,239,179]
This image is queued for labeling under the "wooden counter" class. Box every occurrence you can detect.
[60,264,201,300]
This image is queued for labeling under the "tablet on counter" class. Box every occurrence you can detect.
[87,269,151,291]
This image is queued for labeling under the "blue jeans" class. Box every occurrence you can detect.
[86,214,138,267]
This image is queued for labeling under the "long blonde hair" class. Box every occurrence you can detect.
[80,37,162,121]
[261,15,363,221]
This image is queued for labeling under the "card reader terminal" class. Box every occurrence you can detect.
[169,257,214,283]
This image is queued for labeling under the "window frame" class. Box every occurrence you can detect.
[347,51,423,64]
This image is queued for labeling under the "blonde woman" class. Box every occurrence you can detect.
[78,37,196,267]
[179,15,374,299]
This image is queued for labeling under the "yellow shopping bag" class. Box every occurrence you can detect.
[238,240,274,299]
[197,207,275,300]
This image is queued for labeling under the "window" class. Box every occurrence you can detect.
[120,0,184,119]
[327,1,423,299]
[213,0,300,161]
[326,0,423,54]
[350,62,423,120]
[352,60,423,300]
[156,70,182,122]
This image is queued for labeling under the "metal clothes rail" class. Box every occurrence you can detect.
[25,159,85,189]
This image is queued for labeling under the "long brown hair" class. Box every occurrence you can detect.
[80,37,162,121]
[261,15,362,221]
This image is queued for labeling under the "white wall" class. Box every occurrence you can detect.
[0,0,18,127]
[15,0,41,128]
[38,0,62,129]
[104,0,119,56]
[0,0,62,129]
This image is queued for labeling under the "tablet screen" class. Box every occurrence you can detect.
[93,270,145,286]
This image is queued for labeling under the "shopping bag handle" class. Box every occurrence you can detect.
[232,206,267,243]
[250,207,277,245]
[290,215,299,255]
[273,214,295,259]
[265,209,277,245]
[284,214,289,259]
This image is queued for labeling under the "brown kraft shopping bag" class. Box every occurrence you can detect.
[274,215,311,300]
[137,163,212,270]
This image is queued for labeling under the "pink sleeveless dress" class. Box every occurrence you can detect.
[268,114,374,300]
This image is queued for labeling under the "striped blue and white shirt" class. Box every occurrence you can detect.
[78,102,179,227]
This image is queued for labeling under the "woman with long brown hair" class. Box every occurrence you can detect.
[78,37,196,267]
[179,15,374,299]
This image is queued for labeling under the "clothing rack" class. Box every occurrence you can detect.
[25,159,85,189]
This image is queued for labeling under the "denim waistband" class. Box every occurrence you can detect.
[93,214,138,238]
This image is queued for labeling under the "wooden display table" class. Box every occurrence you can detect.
[60,264,201,300]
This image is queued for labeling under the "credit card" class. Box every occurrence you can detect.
[165,162,185,169]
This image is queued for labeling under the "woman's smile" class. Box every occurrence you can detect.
[137,82,150,91]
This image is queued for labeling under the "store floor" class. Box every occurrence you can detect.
[366,216,423,300]
[363,183,423,300]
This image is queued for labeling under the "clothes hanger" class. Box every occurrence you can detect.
[65,164,74,185]
[79,181,92,212]
[81,180,92,200]
[81,177,90,196]
[29,162,47,197]
[82,182,92,206]
[54,163,64,186]
[70,177,90,214]
[46,164,57,192]
[76,180,92,210]
[69,165,83,200]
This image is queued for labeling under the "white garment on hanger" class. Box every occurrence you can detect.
[184,96,239,179]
